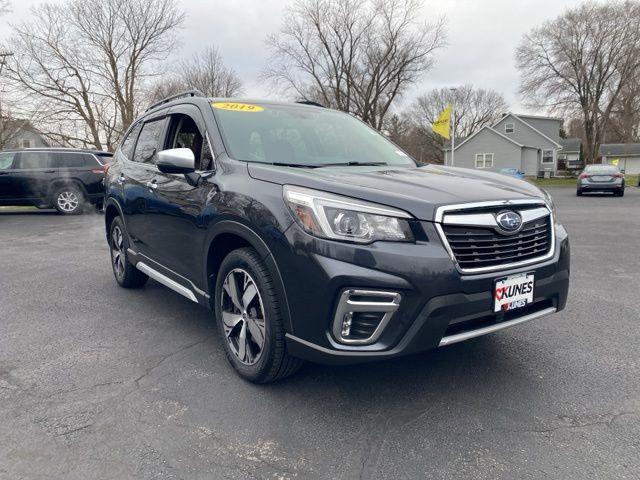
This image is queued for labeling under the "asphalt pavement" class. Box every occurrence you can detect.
[1,187,639,479]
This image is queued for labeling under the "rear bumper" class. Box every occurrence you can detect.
[279,221,570,365]
[579,181,623,192]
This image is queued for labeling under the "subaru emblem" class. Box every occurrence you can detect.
[496,211,522,233]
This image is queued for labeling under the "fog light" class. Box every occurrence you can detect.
[341,312,353,337]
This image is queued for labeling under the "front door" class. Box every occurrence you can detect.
[145,105,216,287]
[10,151,57,202]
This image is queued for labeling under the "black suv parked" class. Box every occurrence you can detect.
[104,92,570,383]
[0,148,111,214]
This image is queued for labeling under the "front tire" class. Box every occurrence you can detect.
[53,186,84,215]
[576,188,583,196]
[109,217,148,288]
[215,248,302,383]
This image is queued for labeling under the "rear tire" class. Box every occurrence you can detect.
[214,247,302,383]
[617,188,625,197]
[109,217,148,288]
[53,186,84,215]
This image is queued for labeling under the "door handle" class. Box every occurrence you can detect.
[146,180,158,190]
[44,170,55,173]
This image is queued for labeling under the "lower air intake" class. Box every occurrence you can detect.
[332,290,401,345]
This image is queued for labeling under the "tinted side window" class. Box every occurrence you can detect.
[15,152,53,170]
[0,152,15,170]
[55,154,94,168]
[95,153,113,165]
[133,119,165,164]
[120,123,143,159]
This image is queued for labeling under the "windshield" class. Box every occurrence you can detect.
[211,102,416,168]
[584,165,619,174]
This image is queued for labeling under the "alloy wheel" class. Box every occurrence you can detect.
[220,268,266,366]
[111,225,125,280]
[57,191,79,213]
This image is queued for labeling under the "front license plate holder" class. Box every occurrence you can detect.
[494,273,535,313]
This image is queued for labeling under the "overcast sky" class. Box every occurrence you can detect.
[1,0,583,114]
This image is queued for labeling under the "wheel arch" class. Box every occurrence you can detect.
[49,178,89,199]
[204,221,293,333]
[104,198,126,241]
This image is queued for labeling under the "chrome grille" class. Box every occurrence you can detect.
[436,201,555,273]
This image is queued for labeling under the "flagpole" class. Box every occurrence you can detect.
[450,88,457,167]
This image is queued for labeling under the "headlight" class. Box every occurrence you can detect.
[283,186,414,243]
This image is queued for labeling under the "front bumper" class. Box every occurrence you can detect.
[277,220,570,365]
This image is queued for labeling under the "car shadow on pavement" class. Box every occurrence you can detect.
[140,278,544,404]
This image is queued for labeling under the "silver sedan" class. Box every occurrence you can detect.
[577,165,625,197]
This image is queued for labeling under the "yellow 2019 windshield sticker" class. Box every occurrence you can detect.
[212,102,264,112]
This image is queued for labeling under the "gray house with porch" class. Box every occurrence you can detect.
[444,113,563,177]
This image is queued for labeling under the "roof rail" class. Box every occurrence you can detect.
[295,100,325,108]
[146,90,206,112]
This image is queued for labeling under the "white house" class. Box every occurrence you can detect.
[600,143,640,174]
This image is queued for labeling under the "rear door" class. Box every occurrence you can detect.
[55,152,105,198]
[0,151,18,201]
[11,151,57,201]
[121,115,168,258]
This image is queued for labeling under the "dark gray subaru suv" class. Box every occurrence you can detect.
[104,92,570,383]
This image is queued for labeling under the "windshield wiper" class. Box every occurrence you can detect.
[316,161,388,167]
[269,161,388,168]
[270,162,324,168]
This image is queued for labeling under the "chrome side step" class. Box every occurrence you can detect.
[136,261,198,303]
[438,306,557,347]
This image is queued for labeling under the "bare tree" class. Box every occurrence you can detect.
[608,70,640,142]
[181,46,243,98]
[3,4,107,149]
[0,102,24,150]
[1,0,183,150]
[146,46,243,104]
[411,84,508,139]
[392,85,507,163]
[265,0,446,130]
[70,0,184,136]
[0,0,10,15]
[145,77,189,105]
[516,1,640,163]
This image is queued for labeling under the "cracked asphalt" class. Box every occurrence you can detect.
[1,187,639,479]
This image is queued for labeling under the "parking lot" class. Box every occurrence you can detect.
[0,187,639,479]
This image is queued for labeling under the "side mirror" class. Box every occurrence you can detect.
[157,148,195,174]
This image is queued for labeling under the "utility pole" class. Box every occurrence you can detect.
[449,87,457,167]
[0,53,14,149]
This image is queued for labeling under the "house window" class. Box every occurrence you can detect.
[505,123,514,134]
[475,153,494,169]
[541,150,554,164]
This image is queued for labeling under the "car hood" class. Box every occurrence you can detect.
[248,163,546,221]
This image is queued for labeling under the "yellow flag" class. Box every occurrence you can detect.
[432,105,451,139]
